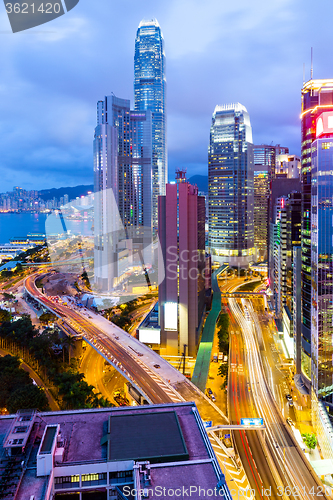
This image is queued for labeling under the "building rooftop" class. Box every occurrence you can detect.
[0,403,230,500]
[138,18,160,28]
[107,410,188,463]
[214,102,248,114]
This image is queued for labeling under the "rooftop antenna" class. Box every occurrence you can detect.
[310,47,313,80]
[310,48,313,96]
[303,63,305,85]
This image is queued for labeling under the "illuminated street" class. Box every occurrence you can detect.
[227,293,330,500]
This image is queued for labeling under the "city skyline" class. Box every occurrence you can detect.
[1,0,332,192]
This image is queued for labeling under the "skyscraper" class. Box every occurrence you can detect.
[311,119,333,403]
[254,171,269,261]
[271,192,301,318]
[301,79,333,386]
[93,95,152,292]
[158,171,206,357]
[134,19,167,231]
[208,103,254,266]
[253,144,289,181]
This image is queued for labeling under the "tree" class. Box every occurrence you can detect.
[3,292,15,301]
[7,385,50,414]
[39,312,57,324]
[217,363,229,390]
[0,308,11,323]
[62,333,76,364]
[217,313,229,331]
[0,355,49,413]
[81,271,91,290]
[301,433,317,453]
[218,363,228,378]
[15,263,23,273]
[217,313,229,354]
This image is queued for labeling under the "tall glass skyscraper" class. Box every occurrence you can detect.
[134,19,167,231]
[311,133,333,402]
[94,95,152,292]
[208,103,254,266]
[301,80,333,384]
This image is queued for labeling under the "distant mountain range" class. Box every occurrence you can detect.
[39,176,208,201]
[188,175,208,193]
[39,184,94,201]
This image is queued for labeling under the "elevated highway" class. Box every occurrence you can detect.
[24,273,229,425]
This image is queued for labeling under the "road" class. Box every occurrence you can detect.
[25,272,231,423]
[228,295,330,500]
[80,345,125,404]
[228,312,280,499]
[25,273,175,405]
[0,347,60,411]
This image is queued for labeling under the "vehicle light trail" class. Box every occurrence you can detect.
[228,297,331,500]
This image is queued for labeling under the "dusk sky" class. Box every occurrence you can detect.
[1,0,333,192]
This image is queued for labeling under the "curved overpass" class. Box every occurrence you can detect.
[25,273,177,405]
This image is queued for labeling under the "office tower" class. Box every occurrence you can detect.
[268,167,301,295]
[301,80,333,386]
[158,171,205,357]
[275,154,301,179]
[271,192,301,319]
[293,246,302,374]
[311,128,333,403]
[272,197,287,318]
[94,95,152,292]
[253,144,289,180]
[134,19,167,231]
[254,171,269,261]
[208,103,254,266]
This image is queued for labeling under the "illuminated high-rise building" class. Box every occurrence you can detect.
[253,144,289,181]
[158,171,205,357]
[208,103,254,266]
[311,114,333,403]
[301,80,333,387]
[94,95,152,292]
[134,19,167,231]
[254,171,269,261]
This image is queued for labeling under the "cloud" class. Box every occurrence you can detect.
[0,0,333,191]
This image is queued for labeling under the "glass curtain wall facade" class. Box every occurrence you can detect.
[311,138,333,402]
[254,171,269,261]
[93,95,152,291]
[208,103,254,266]
[301,80,333,381]
[134,19,167,232]
[253,144,289,181]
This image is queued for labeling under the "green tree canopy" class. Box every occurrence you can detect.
[0,355,49,413]
[39,312,57,324]
[7,385,50,414]
[217,313,229,354]
[0,308,11,323]
[301,433,317,452]
[217,363,229,390]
